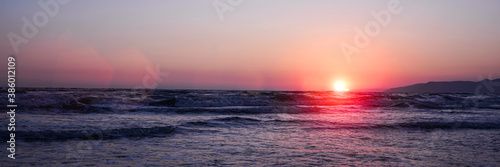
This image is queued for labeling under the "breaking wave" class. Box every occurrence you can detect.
[2,88,500,115]
[4,116,499,142]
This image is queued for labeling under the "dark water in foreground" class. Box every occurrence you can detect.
[1,88,500,166]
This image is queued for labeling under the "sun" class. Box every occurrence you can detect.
[334,81,349,92]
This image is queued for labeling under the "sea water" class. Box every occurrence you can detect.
[1,88,499,166]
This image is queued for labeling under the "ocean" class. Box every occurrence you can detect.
[1,88,499,166]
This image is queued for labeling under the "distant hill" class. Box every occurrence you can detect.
[385,79,500,94]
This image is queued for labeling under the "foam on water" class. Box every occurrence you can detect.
[4,88,500,113]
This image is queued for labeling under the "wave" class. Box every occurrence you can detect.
[304,121,500,130]
[389,121,500,129]
[1,116,263,142]
[3,115,499,142]
[2,88,500,114]
[181,116,262,128]
[212,116,262,122]
[0,126,176,142]
[0,116,264,142]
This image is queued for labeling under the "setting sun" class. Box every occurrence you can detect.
[334,81,349,92]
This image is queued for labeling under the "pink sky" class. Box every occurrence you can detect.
[1,0,500,90]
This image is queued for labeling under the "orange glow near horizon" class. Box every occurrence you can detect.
[333,81,349,92]
[3,1,500,90]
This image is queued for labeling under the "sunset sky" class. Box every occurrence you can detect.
[1,0,499,91]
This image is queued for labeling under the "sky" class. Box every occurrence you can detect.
[1,0,500,91]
